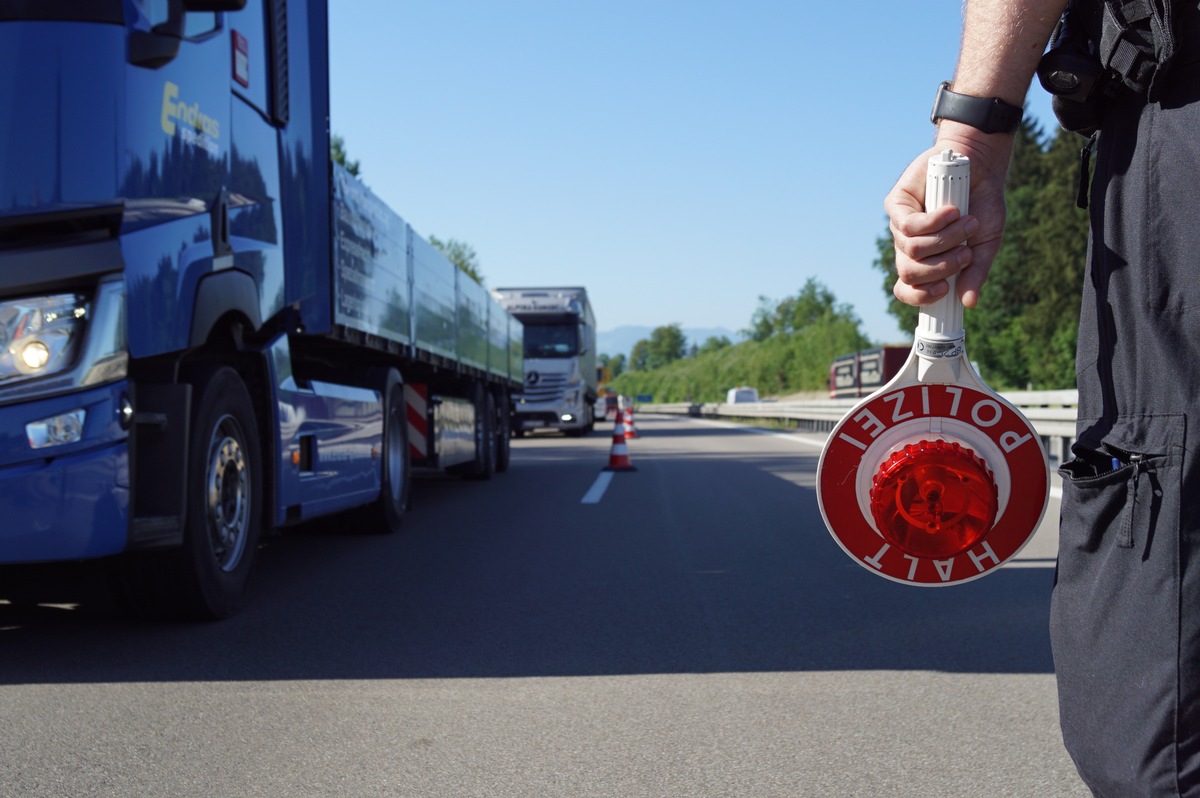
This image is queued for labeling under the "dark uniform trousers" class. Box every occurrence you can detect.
[1050,11,1200,793]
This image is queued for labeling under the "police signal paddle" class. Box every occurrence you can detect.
[817,150,1050,586]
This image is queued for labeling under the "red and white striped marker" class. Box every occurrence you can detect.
[405,383,430,462]
[604,409,637,471]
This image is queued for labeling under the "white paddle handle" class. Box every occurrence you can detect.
[916,150,971,378]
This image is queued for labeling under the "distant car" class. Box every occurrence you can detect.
[725,386,759,404]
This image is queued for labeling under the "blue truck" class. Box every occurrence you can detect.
[0,0,523,618]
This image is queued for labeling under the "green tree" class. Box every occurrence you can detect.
[599,352,627,379]
[331,133,360,177]
[788,279,837,329]
[647,324,687,369]
[699,335,732,355]
[429,235,484,285]
[871,229,915,335]
[629,339,650,372]
[747,278,869,343]
[1022,128,1087,386]
[746,295,778,342]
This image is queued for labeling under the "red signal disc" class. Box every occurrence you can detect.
[817,383,1049,586]
[869,440,998,560]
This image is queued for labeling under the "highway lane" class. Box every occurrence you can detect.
[0,413,1086,797]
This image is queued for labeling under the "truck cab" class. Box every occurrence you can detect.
[492,287,597,436]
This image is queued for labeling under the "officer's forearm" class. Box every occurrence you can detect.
[934,0,1067,168]
[952,0,1068,106]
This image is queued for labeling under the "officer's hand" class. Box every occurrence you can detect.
[884,137,1010,309]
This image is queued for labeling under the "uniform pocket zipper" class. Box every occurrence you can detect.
[1103,444,1146,549]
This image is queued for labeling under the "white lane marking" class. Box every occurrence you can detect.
[581,471,615,504]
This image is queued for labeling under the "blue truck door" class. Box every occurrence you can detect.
[194,0,288,347]
[122,3,233,357]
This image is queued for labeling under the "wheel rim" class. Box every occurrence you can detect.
[206,414,250,572]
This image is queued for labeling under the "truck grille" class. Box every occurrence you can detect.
[517,372,566,403]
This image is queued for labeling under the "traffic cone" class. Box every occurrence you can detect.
[604,410,637,471]
[624,404,639,439]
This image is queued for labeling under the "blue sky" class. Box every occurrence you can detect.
[329,1,1057,347]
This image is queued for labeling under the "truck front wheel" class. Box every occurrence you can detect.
[113,365,263,620]
[179,365,263,618]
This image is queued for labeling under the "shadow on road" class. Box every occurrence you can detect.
[0,417,1057,685]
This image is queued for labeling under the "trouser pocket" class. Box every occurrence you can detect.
[1051,416,1183,796]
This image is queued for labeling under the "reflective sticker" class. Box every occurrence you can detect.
[233,29,250,89]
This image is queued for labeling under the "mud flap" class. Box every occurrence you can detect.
[128,382,191,550]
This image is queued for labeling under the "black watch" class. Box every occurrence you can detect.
[930,81,1023,134]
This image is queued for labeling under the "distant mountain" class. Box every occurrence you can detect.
[597,325,743,359]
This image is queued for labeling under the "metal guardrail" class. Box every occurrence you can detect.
[640,390,1079,462]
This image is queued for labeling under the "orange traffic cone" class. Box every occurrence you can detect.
[604,409,637,471]
[624,405,639,439]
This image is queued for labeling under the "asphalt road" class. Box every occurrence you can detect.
[0,414,1087,798]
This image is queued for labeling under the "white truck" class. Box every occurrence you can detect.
[492,287,597,436]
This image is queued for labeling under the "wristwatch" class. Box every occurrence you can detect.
[930,81,1023,134]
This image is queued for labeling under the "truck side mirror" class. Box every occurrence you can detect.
[183,0,248,10]
[129,31,181,69]
[129,0,185,69]
[129,0,246,69]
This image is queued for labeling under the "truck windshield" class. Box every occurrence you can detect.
[0,3,124,23]
[524,323,578,358]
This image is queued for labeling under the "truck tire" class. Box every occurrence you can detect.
[180,364,263,618]
[112,365,263,620]
[449,384,495,480]
[358,371,410,533]
[495,389,511,473]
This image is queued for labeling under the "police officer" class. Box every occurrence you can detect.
[885,0,1200,794]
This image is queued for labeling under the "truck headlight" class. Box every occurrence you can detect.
[0,293,89,381]
[0,277,127,402]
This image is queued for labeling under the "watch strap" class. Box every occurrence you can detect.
[930,81,1023,134]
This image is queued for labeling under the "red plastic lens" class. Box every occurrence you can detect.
[869,440,998,559]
